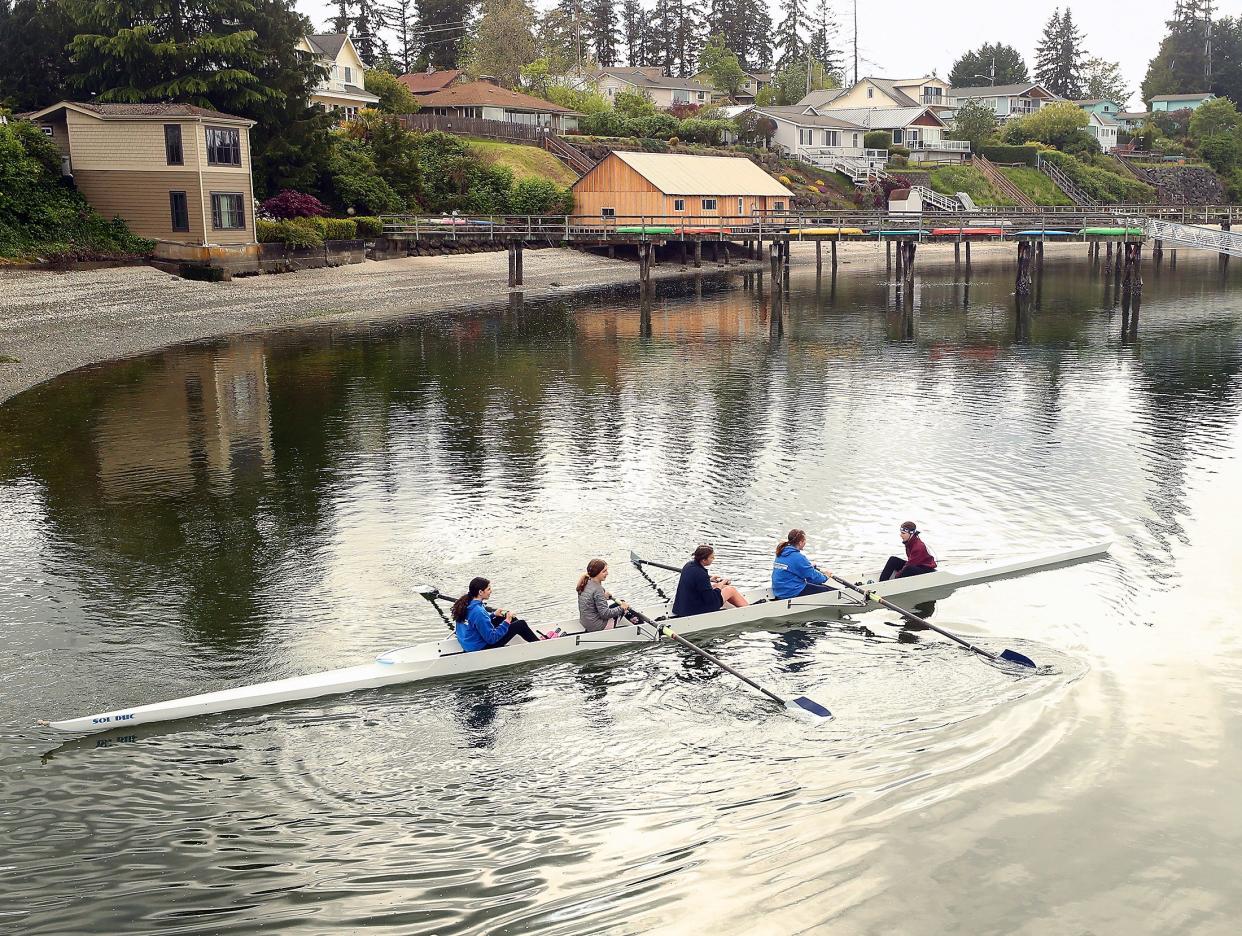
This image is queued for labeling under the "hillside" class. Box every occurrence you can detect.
[467,139,579,187]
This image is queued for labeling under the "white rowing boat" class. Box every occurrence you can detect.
[43,542,1109,733]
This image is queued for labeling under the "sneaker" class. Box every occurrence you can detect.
[540,628,564,640]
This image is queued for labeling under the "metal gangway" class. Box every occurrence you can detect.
[1139,218,1242,258]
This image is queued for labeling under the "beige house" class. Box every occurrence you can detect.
[299,33,380,119]
[26,101,257,249]
[588,68,715,109]
[826,76,953,112]
[416,81,580,130]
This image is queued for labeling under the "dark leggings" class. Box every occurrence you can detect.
[880,557,935,582]
[493,616,539,646]
[796,582,836,597]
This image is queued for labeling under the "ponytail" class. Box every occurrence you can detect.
[577,559,607,593]
[776,528,806,556]
[450,576,490,622]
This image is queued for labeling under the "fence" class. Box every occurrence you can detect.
[398,113,557,143]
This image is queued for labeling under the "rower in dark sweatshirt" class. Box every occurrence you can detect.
[879,521,937,581]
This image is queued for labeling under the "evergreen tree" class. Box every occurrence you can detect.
[1141,0,1215,102]
[743,0,772,70]
[586,0,619,66]
[465,0,536,86]
[1033,7,1084,99]
[379,0,418,72]
[621,0,645,65]
[947,42,1029,88]
[415,0,474,69]
[774,0,806,70]
[807,0,841,79]
[0,0,77,111]
[330,1,389,64]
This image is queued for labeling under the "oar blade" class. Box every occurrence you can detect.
[629,550,642,568]
[786,696,833,719]
[999,648,1037,668]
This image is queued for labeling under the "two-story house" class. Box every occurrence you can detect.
[1076,99,1124,117]
[756,101,966,167]
[693,67,772,103]
[298,33,380,119]
[588,68,716,109]
[947,83,1061,120]
[825,76,953,114]
[1150,92,1215,112]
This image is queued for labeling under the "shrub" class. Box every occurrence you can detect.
[778,174,792,184]
[323,217,358,240]
[1040,150,1155,203]
[292,215,329,236]
[257,219,323,247]
[678,117,737,145]
[1199,134,1242,174]
[667,136,680,147]
[864,130,892,150]
[577,110,628,136]
[614,89,657,118]
[508,178,574,214]
[978,144,1040,166]
[889,145,910,158]
[354,216,383,237]
[889,154,909,167]
[638,137,669,152]
[261,189,327,219]
[364,70,420,114]
[625,113,680,139]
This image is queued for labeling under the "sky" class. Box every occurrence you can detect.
[297,0,1180,110]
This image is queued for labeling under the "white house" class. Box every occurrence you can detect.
[821,76,953,113]
[587,67,716,109]
[757,102,968,166]
[947,83,1061,121]
[298,34,380,119]
[1085,111,1120,152]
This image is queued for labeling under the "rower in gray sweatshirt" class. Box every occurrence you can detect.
[577,559,630,632]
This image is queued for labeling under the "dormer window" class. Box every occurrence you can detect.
[344,66,353,84]
[867,86,873,98]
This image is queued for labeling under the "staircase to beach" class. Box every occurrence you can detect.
[1036,153,1098,208]
[543,134,593,175]
[1111,153,1153,183]
[910,185,964,212]
[800,149,888,189]
[971,154,1037,208]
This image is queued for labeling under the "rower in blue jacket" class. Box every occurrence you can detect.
[771,528,835,599]
[450,577,544,650]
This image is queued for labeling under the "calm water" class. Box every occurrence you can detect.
[3,249,1242,934]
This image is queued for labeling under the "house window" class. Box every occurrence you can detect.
[823,130,839,146]
[674,199,685,211]
[798,128,812,146]
[206,127,241,166]
[602,207,616,218]
[672,90,690,104]
[344,66,353,84]
[892,128,904,144]
[737,197,744,214]
[696,91,705,101]
[39,125,53,137]
[702,198,717,211]
[211,193,246,230]
[164,124,183,165]
[169,191,189,232]
[867,86,874,98]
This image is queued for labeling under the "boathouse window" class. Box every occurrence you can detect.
[206,127,241,166]
[674,199,685,211]
[737,197,744,214]
[211,193,245,230]
[773,201,785,212]
[601,207,615,218]
[164,125,183,165]
[169,191,189,232]
[701,198,717,211]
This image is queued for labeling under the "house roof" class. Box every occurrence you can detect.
[1074,98,1120,107]
[812,105,945,129]
[861,78,918,107]
[798,88,845,109]
[1090,112,1119,126]
[1150,92,1214,101]
[745,70,773,82]
[306,34,349,58]
[590,151,794,197]
[949,83,1050,98]
[755,106,865,129]
[416,81,578,114]
[1118,111,1151,120]
[399,69,462,93]
[596,68,712,93]
[26,101,256,125]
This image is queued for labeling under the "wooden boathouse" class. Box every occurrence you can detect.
[572,151,794,221]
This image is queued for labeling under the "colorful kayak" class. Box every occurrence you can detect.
[788,227,865,236]
[614,225,676,234]
[1013,230,1075,236]
[872,230,930,236]
[1080,227,1145,236]
[931,228,1004,236]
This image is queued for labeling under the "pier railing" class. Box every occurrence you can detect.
[378,206,1242,242]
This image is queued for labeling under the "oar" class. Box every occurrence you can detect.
[820,572,1037,669]
[416,585,456,629]
[626,605,833,718]
[630,551,682,575]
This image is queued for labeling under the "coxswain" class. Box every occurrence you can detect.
[771,528,834,598]
[671,545,749,616]
[879,521,937,581]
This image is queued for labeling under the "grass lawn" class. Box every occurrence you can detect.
[928,165,1013,206]
[998,167,1074,206]
[466,138,578,186]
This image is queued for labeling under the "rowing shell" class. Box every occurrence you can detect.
[43,543,1109,733]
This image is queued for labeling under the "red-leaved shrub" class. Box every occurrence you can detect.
[260,189,327,219]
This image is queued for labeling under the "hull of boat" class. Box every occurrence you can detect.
[46,542,1109,733]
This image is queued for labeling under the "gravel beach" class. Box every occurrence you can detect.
[0,240,1060,405]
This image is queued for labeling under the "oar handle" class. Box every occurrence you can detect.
[627,607,787,706]
[825,573,1000,662]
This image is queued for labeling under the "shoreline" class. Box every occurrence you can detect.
[0,241,1074,406]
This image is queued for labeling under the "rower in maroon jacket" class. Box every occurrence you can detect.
[879,521,937,581]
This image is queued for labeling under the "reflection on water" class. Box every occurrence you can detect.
[2,250,1242,934]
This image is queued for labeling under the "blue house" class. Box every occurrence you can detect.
[1150,92,1215,112]
[1075,99,1124,116]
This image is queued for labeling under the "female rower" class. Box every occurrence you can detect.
[880,521,937,581]
[451,577,544,651]
[771,528,834,599]
[577,559,631,632]
[671,545,749,617]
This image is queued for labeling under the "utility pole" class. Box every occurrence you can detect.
[1205,0,1214,85]
[852,0,858,85]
